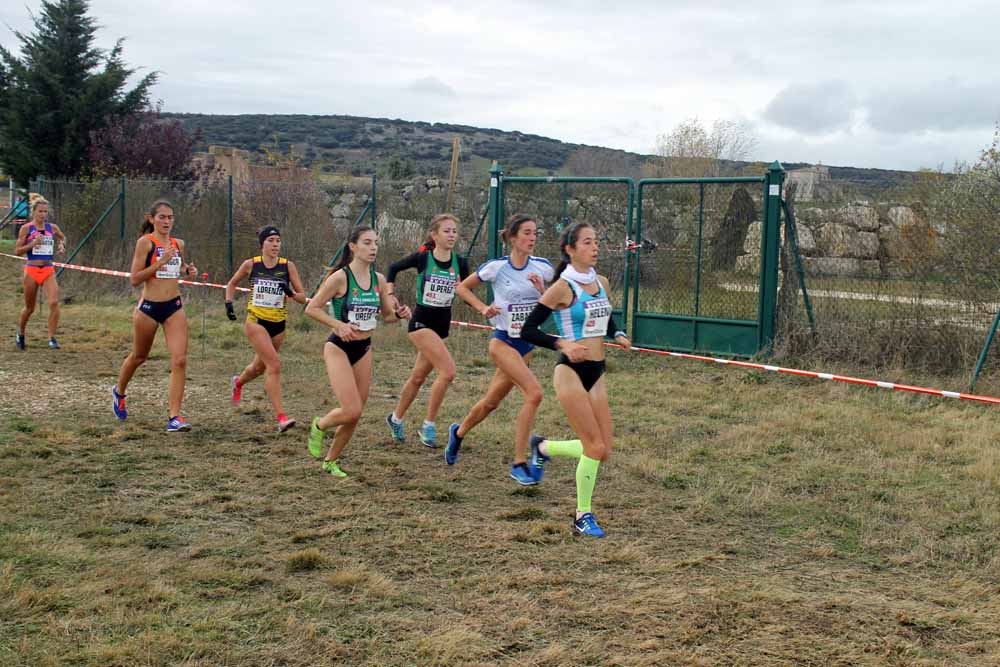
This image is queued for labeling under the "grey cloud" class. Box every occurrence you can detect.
[407,76,457,98]
[763,81,858,134]
[866,80,1000,134]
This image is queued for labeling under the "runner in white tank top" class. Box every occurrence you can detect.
[445,214,555,486]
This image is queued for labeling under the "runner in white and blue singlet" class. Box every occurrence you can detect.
[445,215,554,485]
[520,221,631,538]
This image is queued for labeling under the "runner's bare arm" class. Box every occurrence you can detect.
[305,270,357,339]
[226,259,253,302]
[378,272,410,322]
[286,261,308,304]
[13,225,33,256]
[129,237,163,287]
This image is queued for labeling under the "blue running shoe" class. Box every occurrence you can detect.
[15,331,25,350]
[111,386,127,421]
[386,413,405,443]
[48,337,60,349]
[509,462,538,486]
[166,416,192,432]
[573,512,606,538]
[444,423,462,465]
[528,434,549,482]
[419,422,437,448]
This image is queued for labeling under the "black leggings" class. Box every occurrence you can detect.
[557,355,606,392]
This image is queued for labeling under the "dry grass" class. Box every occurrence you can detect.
[3,260,1000,665]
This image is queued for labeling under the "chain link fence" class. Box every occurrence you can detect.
[499,179,632,311]
[637,182,763,322]
[775,192,1000,383]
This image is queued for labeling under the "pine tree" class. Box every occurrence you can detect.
[0,0,157,182]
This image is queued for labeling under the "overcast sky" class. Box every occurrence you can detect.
[3,0,998,171]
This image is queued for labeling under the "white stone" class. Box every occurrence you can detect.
[743,221,762,255]
[843,203,879,231]
[793,224,817,254]
[735,254,758,273]
[887,205,916,228]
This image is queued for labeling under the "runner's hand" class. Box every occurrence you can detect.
[615,333,632,352]
[557,339,588,362]
[334,321,360,341]
[527,272,544,292]
[185,263,198,277]
[157,245,177,266]
[395,304,412,320]
[480,304,501,319]
[225,301,237,321]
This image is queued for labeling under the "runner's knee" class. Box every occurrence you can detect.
[171,353,187,372]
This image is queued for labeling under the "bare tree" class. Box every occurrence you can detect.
[647,117,758,178]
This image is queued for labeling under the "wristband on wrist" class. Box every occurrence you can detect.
[614,330,627,339]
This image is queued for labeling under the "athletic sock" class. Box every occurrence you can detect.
[423,420,435,429]
[544,439,584,459]
[277,412,287,422]
[575,455,601,514]
[390,412,402,424]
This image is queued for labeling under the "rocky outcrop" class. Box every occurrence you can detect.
[733,200,924,276]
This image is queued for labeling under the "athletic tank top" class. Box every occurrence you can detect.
[476,255,554,338]
[144,234,182,280]
[416,251,459,308]
[554,279,612,341]
[331,266,381,332]
[247,256,290,323]
[26,223,54,262]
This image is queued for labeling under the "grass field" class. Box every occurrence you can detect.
[3,260,1000,666]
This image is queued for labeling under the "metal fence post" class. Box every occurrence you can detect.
[970,309,1000,390]
[227,175,234,276]
[758,161,785,353]
[487,163,503,261]
[119,176,126,240]
[371,174,377,228]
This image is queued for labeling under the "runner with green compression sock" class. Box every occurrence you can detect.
[521,222,631,538]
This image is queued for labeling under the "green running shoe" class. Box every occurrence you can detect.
[322,460,347,478]
[308,417,324,459]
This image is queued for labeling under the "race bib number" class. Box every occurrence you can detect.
[347,304,379,331]
[252,278,286,309]
[422,274,456,307]
[34,234,54,257]
[506,302,534,338]
[582,297,612,338]
[154,248,182,279]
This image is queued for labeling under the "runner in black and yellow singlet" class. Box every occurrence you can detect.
[225,226,307,433]
[383,213,469,448]
[305,225,410,477]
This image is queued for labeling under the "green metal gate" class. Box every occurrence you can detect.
[630,162,785,357]
[487,165,634,327]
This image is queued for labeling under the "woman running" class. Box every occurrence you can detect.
[445,214,554,485]
[384,213,469,448]
[305,225,410,477]
[14,197,66,350]
[225,225,307,432]
[112,200,199,432]
[520,221,631,538]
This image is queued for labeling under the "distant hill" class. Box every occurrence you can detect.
[164,113,917,194]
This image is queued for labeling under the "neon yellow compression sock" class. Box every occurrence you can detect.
[544,438,583,458]
[575,455,601,514]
